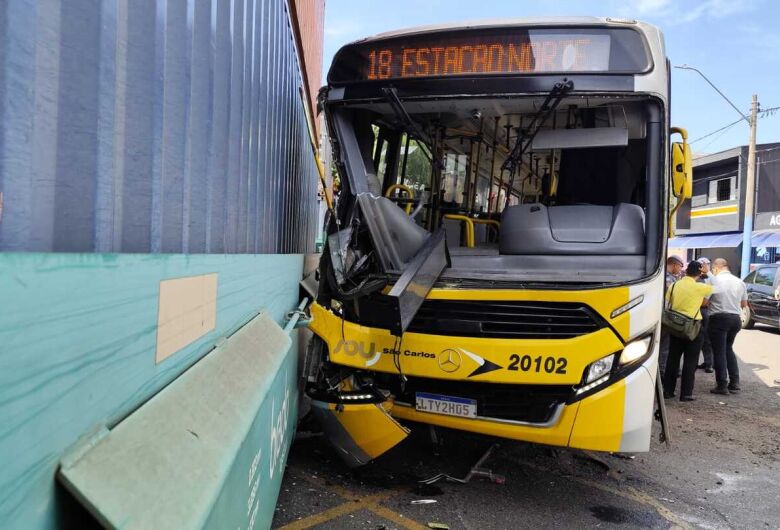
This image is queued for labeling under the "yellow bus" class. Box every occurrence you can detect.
[305,17,692,466]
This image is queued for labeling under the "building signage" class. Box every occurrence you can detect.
[756,211,780,230]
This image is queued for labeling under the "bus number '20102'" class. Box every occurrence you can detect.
[507,354,567,374]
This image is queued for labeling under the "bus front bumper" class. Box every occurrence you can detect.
[308,301,658,462]
[389,352,656,453]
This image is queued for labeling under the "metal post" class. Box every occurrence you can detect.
[487,117,499,214]
[740,95,759,278]
[400,134,410,185]
[470,134,484,212]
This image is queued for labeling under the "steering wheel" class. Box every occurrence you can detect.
[384,184,415,214]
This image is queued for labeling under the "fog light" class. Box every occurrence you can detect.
[576,375,610,395]
[306,386,384,404]
[585,354,614,384]
[619,335,652,366]
[339,393,374,401]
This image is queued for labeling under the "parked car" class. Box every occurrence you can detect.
[742,264,780,329]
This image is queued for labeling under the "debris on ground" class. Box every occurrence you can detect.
[427,523,449,529]
[411,499,437,505]
[414,483,444,497]
[420,444,506,485]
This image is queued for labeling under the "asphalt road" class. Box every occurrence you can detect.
[272,325,780,529]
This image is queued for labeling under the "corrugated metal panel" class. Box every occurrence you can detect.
[0,0,319,254]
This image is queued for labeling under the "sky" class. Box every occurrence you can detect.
[322,0,780,155]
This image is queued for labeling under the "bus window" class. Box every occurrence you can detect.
[399,135,432,191]
[475,177,490,212]
[372,125,390,182]
[441,153,467,206]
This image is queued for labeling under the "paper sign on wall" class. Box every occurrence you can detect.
[156,273,218,363]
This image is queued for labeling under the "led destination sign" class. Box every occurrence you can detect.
[367,35,609,79]
[329,27,651,83]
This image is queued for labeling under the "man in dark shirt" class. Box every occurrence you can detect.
[660,255,684,376]
[696,257,714,373]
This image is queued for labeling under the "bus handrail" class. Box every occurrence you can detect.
[472,218,500,241]
[384,184,415,214]
[443,214,475,248]
[471,218,500,230]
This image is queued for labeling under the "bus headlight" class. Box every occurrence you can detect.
[574,334,654,400]
[619,335,653,366]
[575,354,614,396]
[585,354,614,384]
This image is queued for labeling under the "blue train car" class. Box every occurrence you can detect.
[0,1,324,528]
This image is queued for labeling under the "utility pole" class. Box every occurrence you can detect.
[674,66,759,277]
[740,94,759,278]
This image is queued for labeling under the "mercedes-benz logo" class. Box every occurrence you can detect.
[438,349,462,373]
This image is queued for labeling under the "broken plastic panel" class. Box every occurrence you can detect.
[310,400,409,467]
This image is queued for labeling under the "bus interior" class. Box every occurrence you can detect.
[327,93,663,287]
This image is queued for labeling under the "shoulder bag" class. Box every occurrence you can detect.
[662,282,702,341]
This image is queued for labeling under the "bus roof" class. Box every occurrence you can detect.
[343,17,660,48]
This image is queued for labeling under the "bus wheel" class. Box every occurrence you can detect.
[741,306,755,329]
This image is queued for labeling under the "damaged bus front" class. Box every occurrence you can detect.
[304,18,692,466]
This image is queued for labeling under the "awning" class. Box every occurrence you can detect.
[668,232,743,249]
[751,230,780,247]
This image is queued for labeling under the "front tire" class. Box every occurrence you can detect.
[741,305,755,329]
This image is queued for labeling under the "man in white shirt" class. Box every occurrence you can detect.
[707,258,748,395]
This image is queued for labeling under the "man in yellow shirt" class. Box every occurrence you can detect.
[662,261,713,401]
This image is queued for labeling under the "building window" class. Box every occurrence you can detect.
[708,176,736,204]
[752,246,779,266]
[716,179,730,201]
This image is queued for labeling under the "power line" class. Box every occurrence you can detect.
[689,105,780,145]
[690,118,742,144]
[699,125,737,151]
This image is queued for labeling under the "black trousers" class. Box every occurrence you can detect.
[659,330,670,376]
[662,330,703,398]
[699,308,713,367]
[708,313,742,387]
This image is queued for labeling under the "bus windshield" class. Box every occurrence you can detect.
[329,92,662,284]
[324,24,664,287]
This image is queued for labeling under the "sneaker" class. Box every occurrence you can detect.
[728,385,741,394]
[704,367,714,373]
[680,396,696,402]
[710,386,730,395]
[697,363,706,370]
[663,392,676,399]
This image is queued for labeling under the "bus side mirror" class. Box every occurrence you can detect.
[670,127,692,200]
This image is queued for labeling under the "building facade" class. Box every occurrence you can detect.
[671,141,780,271]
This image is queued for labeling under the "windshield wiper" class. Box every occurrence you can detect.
[382,87,434,163]
[501,79,574,209]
